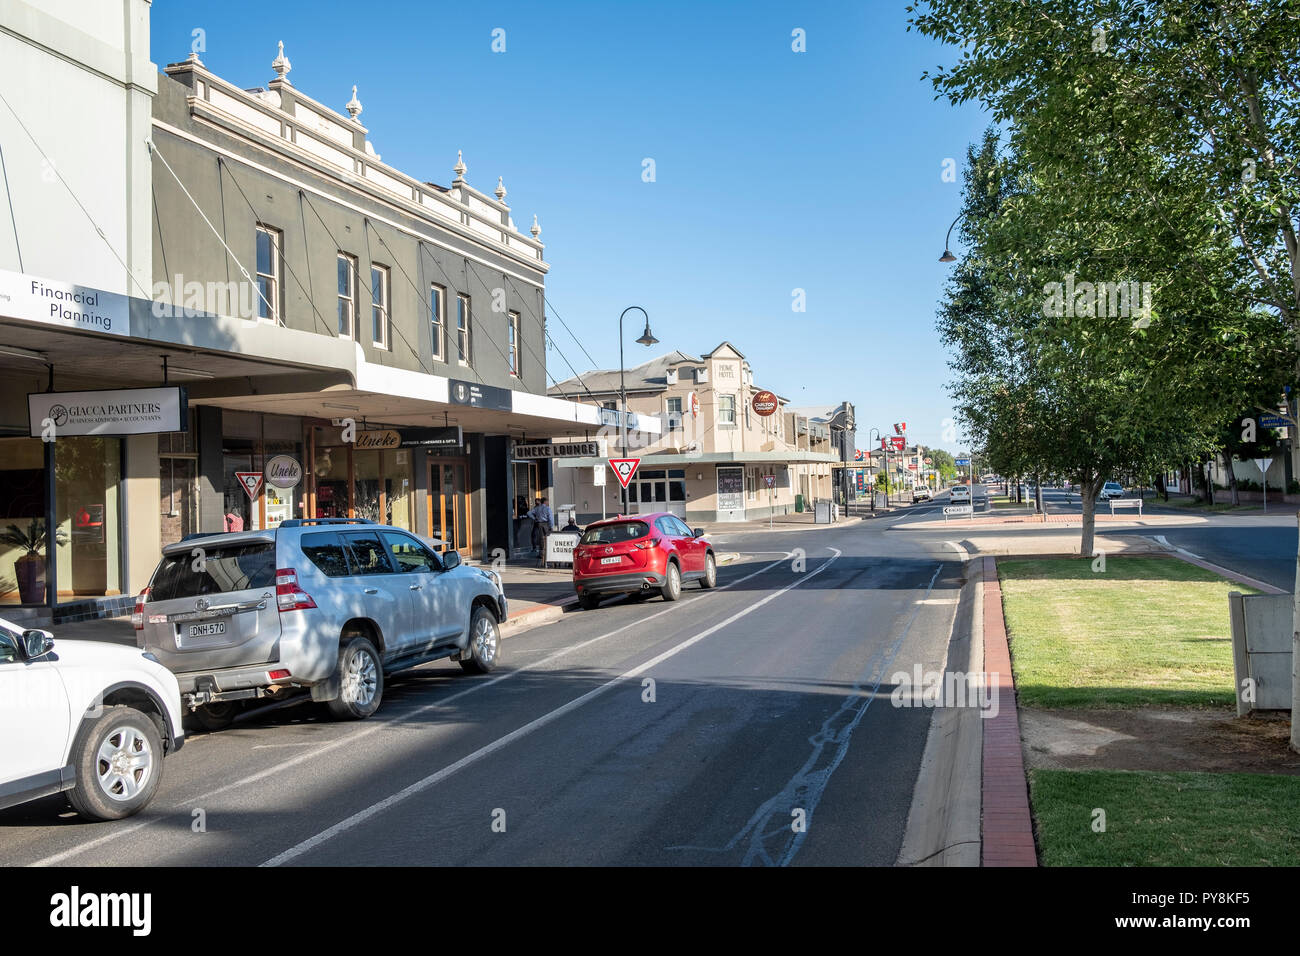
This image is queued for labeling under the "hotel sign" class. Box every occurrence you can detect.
[28,386,187,438]
[513,441,600,459]
[0,269,131,337]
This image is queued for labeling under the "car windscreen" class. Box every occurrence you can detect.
[580,521,649,545]
[149,542,277,600]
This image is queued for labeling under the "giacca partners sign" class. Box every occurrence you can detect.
[28,386,187,438]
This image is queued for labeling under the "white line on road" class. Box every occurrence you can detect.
[30,550,798,867]
[260,548,844,867]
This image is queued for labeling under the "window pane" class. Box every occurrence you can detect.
[669,481,686,502]
[301,532,349,577]
[337,255,350,296]
[371,267,384,302]
[257,276,273,319]
[256,230,272,275]
[343,532,393,575]
[373,306,384,342]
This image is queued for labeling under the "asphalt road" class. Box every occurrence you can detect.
[2,516,968,867]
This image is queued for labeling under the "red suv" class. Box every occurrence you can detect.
[572,513,716,609]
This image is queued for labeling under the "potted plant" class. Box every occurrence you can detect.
[1,519,67,604]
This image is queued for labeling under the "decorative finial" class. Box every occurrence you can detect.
[530,215,540,238]
[453,150,467,182]
[272,41,292,83]
[187,51,204,67]
[346,85,362,119]
[495,176,507,202]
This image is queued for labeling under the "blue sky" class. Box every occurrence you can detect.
[151,0,988,452]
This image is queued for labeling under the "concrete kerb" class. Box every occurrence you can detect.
[897,557,983,867]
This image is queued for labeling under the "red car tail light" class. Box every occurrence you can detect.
[275,568,317,612]
[634,538,660,550]
[268,668,292,681]
[131,587,150,630]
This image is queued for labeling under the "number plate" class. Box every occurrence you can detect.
[185,621,226,639]
[600,557,622,565]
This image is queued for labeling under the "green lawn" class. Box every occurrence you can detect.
[998,557,1249,708]
[1031,769,1300,866]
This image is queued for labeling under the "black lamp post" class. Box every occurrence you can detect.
[939,213,960,263]
[869,427,887,509]
[618,306,656,514]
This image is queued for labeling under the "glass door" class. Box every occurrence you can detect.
[427,460,472,556]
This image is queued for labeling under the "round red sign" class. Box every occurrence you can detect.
[751,390,778,417]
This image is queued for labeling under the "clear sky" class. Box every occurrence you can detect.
[150,0,989,452]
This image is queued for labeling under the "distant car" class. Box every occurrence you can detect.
[135,518,507,728]
[949,484,972,503]
[912,487,932,502]
[573,513,715,609]
[1099,482,1125,500]
[0,616,184,820]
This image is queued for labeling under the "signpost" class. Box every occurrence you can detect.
[943,504,973,520]
[764,473,777,529]
[1255,457,1273,512]
[235,471,263,501]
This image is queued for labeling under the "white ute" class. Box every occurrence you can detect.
[0,617,184,820]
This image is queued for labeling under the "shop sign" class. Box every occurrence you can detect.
[597,407,640,430]
[265,455,303,489]
[513,441,599,459]
[0,268,131,337]
[28,386,187,438]
[399,426,463,450]
[449,379,512,411]
[545,532,581,565]
[751,390,778,417]
[355,429,401,450]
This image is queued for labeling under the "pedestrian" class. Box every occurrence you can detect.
[527,496,553,567]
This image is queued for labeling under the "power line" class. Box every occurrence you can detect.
[0,139,21,272]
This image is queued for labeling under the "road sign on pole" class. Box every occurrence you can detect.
[608,458,640,490]
[1255,458,1273,512]
[235,471,263,501]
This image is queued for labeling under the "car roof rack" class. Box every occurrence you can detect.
[276,518,376,528]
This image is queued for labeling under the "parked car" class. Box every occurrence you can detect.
[573,513,715,609]
[0,616,184,820]
[1099,481,1126,500]
[949,484,972,503]
[134,518,507,727]
[912,487,932,502]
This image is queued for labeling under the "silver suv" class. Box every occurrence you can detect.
[133,518,507,727]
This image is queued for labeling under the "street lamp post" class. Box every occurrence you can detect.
[939,213,961,263]
[618,306,657,515]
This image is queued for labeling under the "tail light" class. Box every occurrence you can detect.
[276,568,317,612]
[634,538,660,550]
[131,587,150,630]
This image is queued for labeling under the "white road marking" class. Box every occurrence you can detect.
[260,548,844,867]
[30,550,796,867]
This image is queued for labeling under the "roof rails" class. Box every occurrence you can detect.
[276,518,376,528]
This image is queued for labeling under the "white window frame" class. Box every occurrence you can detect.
[371,263,390,349]
[666,397,682,431]
[456,293,472,366]
[719,394,736,426]
[337,252,356,338]
[430,283,446,361]
[255,224,282,324]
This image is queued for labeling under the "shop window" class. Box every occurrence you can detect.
[55,437,122,601]
[0,438,48,606]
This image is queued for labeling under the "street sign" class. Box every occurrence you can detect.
[1259,414,1290,428]
[593,465,606,487]
[235,471,263,501]
[1255,457,1273,474]
[608,458,640,489]
[763,474,776,489]
[943,504,973,516]
[955,457,971,466]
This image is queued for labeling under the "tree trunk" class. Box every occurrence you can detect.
[1293,510,1300,753]
[1080,476,1101,557]
[1204,461,1215,506]
[1228,459,1240,506]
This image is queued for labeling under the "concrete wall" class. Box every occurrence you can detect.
[0,0,155,295]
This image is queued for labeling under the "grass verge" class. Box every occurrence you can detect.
[1030,768,1300,866]
[998,556,1250,708]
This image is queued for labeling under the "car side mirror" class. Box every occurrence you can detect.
[22,628,54,659]
[442,551,461,570]
[692,528,705,538]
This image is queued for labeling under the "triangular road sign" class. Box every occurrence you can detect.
[608,458,640,489]
[236,471,264,501]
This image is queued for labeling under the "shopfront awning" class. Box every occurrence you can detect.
[554,450,839,468]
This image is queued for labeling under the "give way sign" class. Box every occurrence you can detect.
[608,458,640,489]
[235,471,264,500]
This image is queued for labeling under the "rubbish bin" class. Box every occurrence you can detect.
[795,494,804,513]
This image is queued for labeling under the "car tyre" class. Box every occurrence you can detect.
[327,635,383,720]
[579,592,601,610]
[700,553,717,589]
[660,561,682,602]
[459,606,500,674]
[67,705,165,821]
